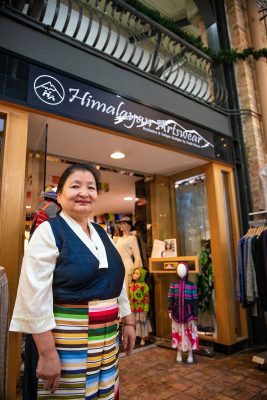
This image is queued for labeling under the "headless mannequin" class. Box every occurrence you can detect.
[171,264,193,363]
[168,263,199,364]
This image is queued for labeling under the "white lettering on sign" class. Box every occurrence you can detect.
[33,74,214,150]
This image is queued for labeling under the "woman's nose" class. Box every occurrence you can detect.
[78,188,90,196]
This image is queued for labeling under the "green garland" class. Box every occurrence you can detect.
[197,241,214,314]
[123,0,267,64]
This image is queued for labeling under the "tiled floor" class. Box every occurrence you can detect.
[16,345,267,399]
[119,346,267,400]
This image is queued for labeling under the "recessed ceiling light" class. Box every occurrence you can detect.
[124,197,133,201]
[110,152,125,159]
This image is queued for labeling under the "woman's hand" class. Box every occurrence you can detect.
[36,349,61,393]
[33,331,61,393]
[122,325,136,355]
[122,314,136,355]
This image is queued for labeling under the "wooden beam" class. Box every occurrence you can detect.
[0,104,28,399]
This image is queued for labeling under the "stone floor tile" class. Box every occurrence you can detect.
[193,388,220,400]
[222,386,244,397]
[214,394,234,400]
[245,378,267,389]
[183,385,206,396]
[168,382,193,391]
[232,389,260,400]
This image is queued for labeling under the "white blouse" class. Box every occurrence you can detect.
[10,211,131,334]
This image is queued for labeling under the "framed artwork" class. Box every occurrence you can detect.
[163,262,178,270]
[162,239,177,257]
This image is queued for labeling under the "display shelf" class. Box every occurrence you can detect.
[149,256,199,274]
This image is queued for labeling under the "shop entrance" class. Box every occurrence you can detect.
[0,104,249,399]
[25,111,209,337]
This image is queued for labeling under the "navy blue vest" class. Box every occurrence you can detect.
[48,216,125,303]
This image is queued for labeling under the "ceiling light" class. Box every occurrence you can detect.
[26,205,31,209]
[124,197,133,201]
[110,152,125,159]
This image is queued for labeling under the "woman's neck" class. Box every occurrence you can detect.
[62,211,91,237]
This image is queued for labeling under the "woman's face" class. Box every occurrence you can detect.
[57,170,98,219]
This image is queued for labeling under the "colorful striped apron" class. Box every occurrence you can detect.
[37,299,119,400]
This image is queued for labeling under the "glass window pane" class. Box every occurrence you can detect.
[175,174,216,338]
[175,174,210,255]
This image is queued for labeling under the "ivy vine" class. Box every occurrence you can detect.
[124,0,267,64]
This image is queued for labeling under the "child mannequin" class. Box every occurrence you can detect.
[168,262,199,363]
[128,267,152,345]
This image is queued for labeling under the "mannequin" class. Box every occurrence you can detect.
[116,216,142,293]
[128,267,152,345]
[168,262,199,363]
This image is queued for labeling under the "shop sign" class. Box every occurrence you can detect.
[28,65,231,161]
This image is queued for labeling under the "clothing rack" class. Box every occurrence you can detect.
[249,210,267,216]
[248,211,267,228]
[0,266,8,400]
[246,216,267,367]
[248,219,267,227]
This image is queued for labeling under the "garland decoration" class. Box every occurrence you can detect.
[197,240,214,314]
[124,0,267,64]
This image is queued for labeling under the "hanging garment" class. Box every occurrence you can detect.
[0,269,9,400]
[236,234,262,307]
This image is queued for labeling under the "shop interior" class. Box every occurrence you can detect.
[24,111,218,346]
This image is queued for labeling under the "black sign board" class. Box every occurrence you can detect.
[27,65,233,163]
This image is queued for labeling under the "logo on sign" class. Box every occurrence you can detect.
[34,75,65,105]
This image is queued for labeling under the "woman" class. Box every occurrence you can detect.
[10,163,136,399]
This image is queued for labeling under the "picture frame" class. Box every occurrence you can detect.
[163,262,178,270]
[162,238,177,257]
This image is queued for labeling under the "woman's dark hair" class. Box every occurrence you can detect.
[57,163,101,193]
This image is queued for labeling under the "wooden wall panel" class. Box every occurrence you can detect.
[0,104,28,399]
[205,163,248,344]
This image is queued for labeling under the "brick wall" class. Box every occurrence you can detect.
[225,0,267,210]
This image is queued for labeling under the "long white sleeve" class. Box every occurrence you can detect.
[131,235,143,269]
[118,283,131,317]
[9,222,58,333]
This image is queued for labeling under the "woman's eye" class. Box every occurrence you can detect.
[71,185,80,189]
[88,186,96,191]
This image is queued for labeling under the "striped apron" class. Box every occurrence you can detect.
[37,299,119,400]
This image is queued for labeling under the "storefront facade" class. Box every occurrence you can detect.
[0,1,253,398]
